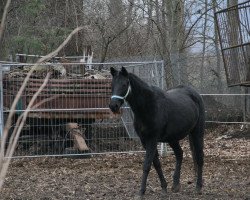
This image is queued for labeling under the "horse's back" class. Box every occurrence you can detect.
[161,85,204,141]
[167,85,201,99]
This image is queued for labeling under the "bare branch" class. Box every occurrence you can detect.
[0,0,11,47]
[0,72,51,190]
[0,26,85,191]
[180,5,215,50]
[0,26,85,157]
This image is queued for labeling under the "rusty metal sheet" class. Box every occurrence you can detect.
[3,77,118,120]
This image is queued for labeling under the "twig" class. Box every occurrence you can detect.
[5,94,60,157]
[0,26,85,191]
[0,73,51,189]
[0,26,85,158]
[0,0,11,47]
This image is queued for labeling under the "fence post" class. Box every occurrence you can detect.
[0,65,4,138]
[161,60,164,90]
[0,64,10,138]
[159,60,170,156]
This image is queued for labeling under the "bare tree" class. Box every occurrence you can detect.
[200,0,208,91]
[212,0,223,93]
[0,0,231,94]
[227,0,240,83]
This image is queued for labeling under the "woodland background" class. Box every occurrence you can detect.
[0,0,247,93]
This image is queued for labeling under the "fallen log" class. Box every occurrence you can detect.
[65,123,89,151]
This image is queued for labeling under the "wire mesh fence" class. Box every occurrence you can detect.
[1,60,249,158]
[1,61,164,158]
[202,93,250,124]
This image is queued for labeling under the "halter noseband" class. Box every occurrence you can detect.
[111,84,131,101]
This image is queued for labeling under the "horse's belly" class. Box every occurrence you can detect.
[159,129,187,142]
[161,113,198,142]
[162,129,189,142]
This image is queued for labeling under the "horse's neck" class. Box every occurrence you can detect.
[127,74,153,115]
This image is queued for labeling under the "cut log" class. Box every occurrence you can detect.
[66,123,89,151]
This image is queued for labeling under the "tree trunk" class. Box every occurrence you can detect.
[109,0,124,33]
[162,0,173,88]
[212,0,223,93]
[227,0,240,83]
[147,0,153,35]
[126,0,134,26]
[200,0,208,92]
[168,0,186,86]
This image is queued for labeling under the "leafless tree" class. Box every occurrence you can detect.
[212,0,223,93]
[0,0,231,92]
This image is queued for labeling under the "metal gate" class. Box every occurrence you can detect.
[0,61,164,158]
[215,1,250,86]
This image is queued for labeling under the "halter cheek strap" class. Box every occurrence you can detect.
[111,85,131,101]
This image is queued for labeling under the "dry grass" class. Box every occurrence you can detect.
[0,125,249,200]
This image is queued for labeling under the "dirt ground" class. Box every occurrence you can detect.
[1,125,249,200]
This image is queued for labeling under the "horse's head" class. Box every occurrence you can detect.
[109,67,131,114]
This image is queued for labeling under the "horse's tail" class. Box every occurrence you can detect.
[188,89,205,187]
[192,92,205,138]
[186,87,205,138]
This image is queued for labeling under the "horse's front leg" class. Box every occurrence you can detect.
[169,141,183,193]
[139,140,157,197]
[153,150,168,193]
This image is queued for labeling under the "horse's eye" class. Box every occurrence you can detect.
[122,83,127,88]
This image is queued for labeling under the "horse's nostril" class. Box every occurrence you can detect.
[109,102,117,112]
[109,102,120,113]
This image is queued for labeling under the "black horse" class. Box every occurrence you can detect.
[109,67,205,197]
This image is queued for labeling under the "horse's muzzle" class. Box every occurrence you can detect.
[109,99,123,114]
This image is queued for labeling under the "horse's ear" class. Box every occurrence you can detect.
[110,67,117,77]
[121,66,128,77]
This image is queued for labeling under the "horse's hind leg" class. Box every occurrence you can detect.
[153,150,168,193]
[189,135,198,177]
[189,132,204,194]
[168,141,183,193]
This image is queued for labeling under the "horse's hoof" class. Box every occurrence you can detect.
[137,190,145,199]
[171,184,181,193]
[134,195,144,200]
[196,186,202,195]
[161,187,167,194]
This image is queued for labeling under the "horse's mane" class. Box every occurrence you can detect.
[126,72,155,116]
[128,73,151,92]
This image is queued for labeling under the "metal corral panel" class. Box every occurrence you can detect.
[1,61,164,157]
[215,1,250,86]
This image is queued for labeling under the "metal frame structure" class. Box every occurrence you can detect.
[1,61,165,158]
[215,0,250,86]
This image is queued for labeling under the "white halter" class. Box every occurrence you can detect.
[111,84,131,101]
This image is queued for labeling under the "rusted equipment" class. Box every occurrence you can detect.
[3,77,114,120]
[3,72,117,155]
[1,61,165,157]
[215,1,250,86]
